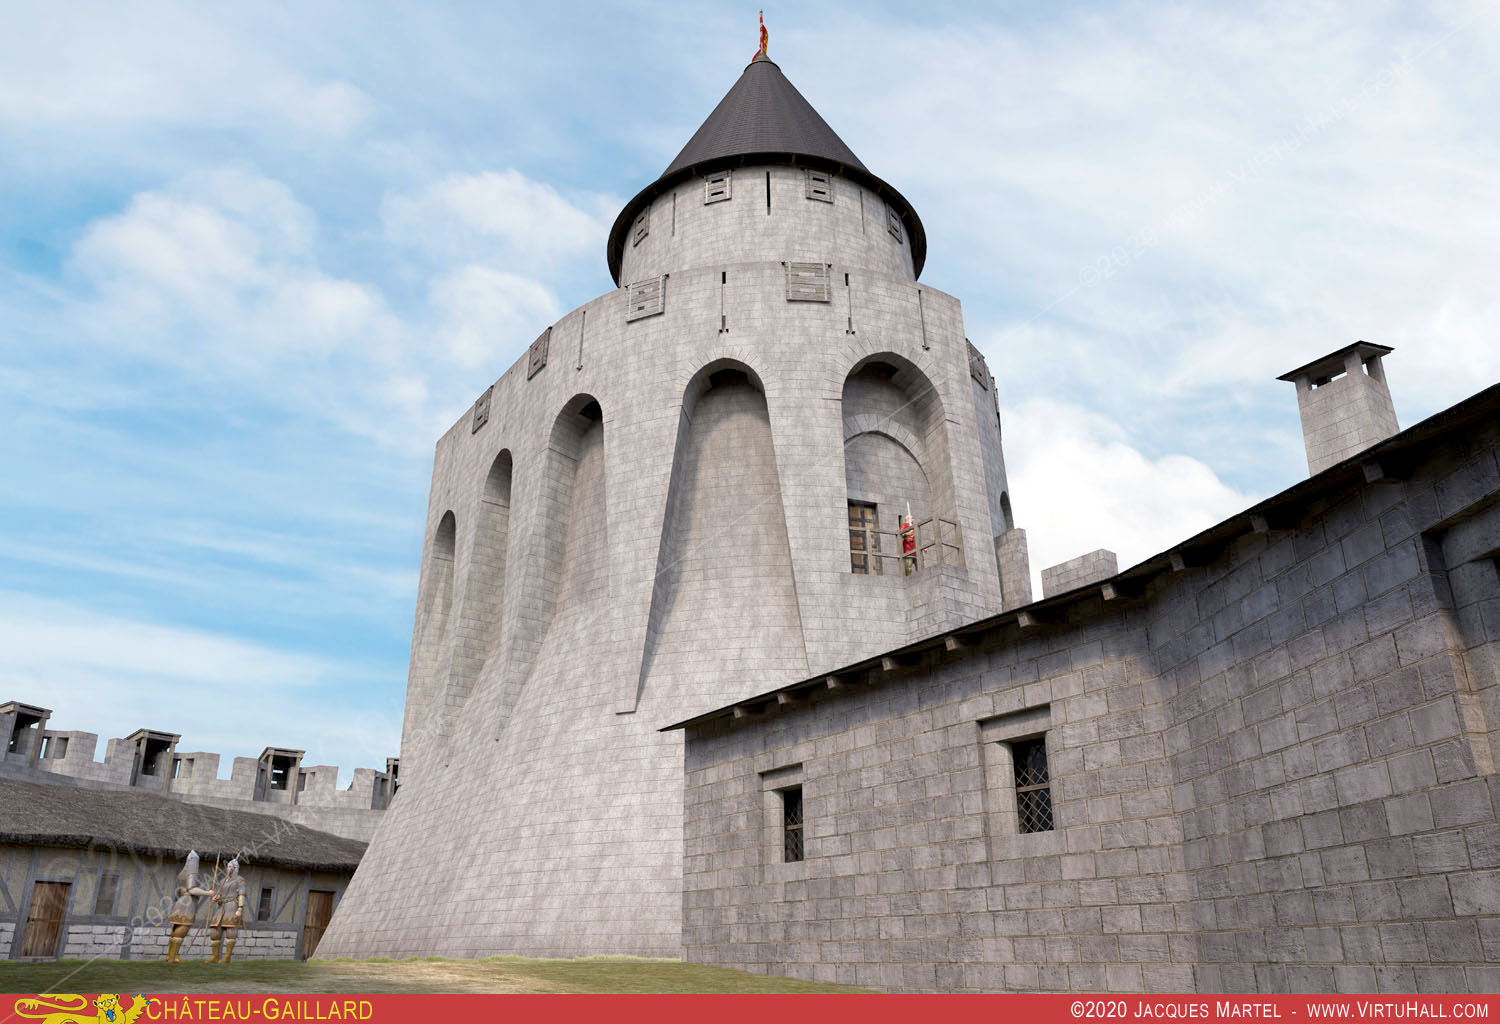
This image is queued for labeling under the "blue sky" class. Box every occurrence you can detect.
[3,2,1497,780]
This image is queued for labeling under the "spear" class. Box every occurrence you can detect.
[182,852,220,960]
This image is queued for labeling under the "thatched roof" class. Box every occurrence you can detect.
[0,778,365,872]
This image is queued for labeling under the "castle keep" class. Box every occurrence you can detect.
[317,51,1030,959]
[319,43,1500,995]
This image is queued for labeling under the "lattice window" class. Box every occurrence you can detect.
[805,169,833,203]
[93,872,119,916]
[886,205,903,242]
[704,170,732,204]
[848,501,880,575]
[632,208,649,246]
[1012,737,1053,833]
[471,385,493,434]
[527,328,551,379]
[782,786,804,863]
[786,262,831,303]
[625,276,666,321]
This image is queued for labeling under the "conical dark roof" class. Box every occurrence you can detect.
[606,56,926,283]
[661,56,868,178]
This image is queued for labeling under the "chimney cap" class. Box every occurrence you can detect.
[1277,341,1393,385]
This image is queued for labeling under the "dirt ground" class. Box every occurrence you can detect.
[0,955,865,994]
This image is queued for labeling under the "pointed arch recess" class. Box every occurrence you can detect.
[633,359,807,713]
[840,353,960,570]
[439,450,514,739]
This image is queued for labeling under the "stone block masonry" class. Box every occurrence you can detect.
[0,711,395,843]
[318,129,1029,956]
[677,387,1500,992]
[1042,549,1119,598]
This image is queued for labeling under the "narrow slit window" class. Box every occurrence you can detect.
[258,887,274,921]
[782,786,804,862]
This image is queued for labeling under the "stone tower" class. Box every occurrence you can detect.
[317,49,1029,958]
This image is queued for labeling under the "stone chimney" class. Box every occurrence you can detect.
[1278,342,1399,476]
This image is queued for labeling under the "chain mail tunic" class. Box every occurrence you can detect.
[208,874,247,928]
[168,867,207,926]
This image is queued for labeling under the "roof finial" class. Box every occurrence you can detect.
[753,11,768,62]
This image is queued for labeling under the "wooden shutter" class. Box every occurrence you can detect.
[527,327,551,380]
[631,209,650,246]
[704,170,732,204]
[785,262,831,303]
[886,205,904,242]
[471,385,493,434]
[625,277,666,321]
[21,881,69,958]
[93,873,119,916]
[804,169,833,203]
[967,341,993,390]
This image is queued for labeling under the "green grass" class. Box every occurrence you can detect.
[0,955,867,994]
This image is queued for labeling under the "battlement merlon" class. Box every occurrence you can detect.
[1,699,396,812]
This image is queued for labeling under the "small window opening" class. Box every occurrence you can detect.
[848,501,880,575]
[258,887,275,921]
[94,872,120,916]
[1012,738,1053,833]
[782,786,804,862]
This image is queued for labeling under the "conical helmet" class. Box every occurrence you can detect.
[226,857,240,878]
[184,850,200,874]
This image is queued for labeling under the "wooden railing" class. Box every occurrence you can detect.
[853,516,963,575]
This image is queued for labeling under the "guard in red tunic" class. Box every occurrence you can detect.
[901,514,917,576]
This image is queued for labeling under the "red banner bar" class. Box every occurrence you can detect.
[4,994,1498,1024]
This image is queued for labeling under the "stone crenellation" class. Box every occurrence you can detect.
[0,703,397,844]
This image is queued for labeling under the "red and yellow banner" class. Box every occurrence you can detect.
[2,995,1500,1019]
[6,994,1500,1024]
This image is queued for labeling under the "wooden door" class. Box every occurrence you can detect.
[300,890,334,959]
[21,881,69,958]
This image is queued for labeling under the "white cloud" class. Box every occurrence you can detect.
[802,2,1500,437]
[382,170,613,266]
[1003,398,1257,596]
[429,264,561,368]
[0,591,399,777]
[70,167,398,364]
[0,5,371,139]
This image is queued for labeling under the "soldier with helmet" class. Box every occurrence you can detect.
[165,850,211,963]
[206,857,248,963]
